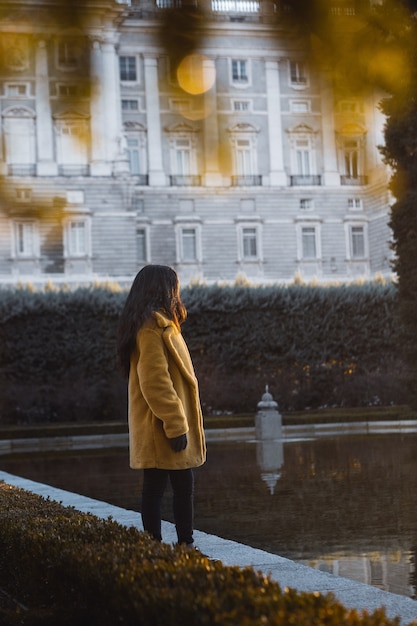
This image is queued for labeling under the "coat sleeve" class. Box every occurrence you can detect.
[136,327,189,439]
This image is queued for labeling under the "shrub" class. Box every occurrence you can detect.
[0,281,405,422]
[0,482,412,626]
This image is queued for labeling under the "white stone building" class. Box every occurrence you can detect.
[0,0,393,285]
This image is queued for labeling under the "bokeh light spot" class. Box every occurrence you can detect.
[177,54,216,95]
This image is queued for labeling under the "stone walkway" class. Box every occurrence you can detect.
[1,469,416,625]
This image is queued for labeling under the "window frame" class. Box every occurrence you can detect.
[289,60,309,89]
[136,225,150,264]
[175,222,202,264]
[348,223,367,259]
[63,216,91,258]
[5,82,29,97]
[237,222,262,262]
[56,39,83,71]
[296,221,322,261]
[11,219,40,259]
[119,55,138,83]
[230,58,251,87]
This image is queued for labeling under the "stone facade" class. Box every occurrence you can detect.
[0,0,393,285]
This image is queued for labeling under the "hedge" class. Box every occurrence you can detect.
[0,481,411,626]
[0,280,406,424]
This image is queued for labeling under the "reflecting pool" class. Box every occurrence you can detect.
[1,433,417,599]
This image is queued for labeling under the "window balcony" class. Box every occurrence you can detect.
[341,175,368,186]
[58,165,90,177]
[290,175,321,186]
[231,175,262,186]
[169,175,201,186]
[8,164,36,176]
[212,0,259,13]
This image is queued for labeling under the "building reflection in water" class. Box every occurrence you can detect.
[1,429,417,599]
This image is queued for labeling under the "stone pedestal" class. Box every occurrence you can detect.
[255,385,282,440]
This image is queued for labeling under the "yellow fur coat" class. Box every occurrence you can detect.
[128,311,206,470]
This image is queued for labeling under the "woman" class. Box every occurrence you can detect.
[117,265,206,548]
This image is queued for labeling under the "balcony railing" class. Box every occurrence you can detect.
[8,164,36,176]
[170,175,201,186]
[231,175,262,186]
[290,175,321,186]
[58,165,90,177]
[341,175,368,186]
[212,0,259,13]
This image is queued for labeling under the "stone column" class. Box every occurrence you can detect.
[143,55,166,186]
[202,57,222,187]
[35,39,58,175]
[265,59,287,186]
[101,38,129,176]
[90,39,110,176]
[320,72,340,186]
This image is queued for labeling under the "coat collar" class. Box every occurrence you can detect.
[152,311,196,386]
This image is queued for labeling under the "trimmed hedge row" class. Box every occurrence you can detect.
[0,482,411,626]
[0,281,405,423]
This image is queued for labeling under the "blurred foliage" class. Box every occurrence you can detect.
[0,481,413,626]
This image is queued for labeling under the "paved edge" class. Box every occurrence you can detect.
[0,470,416,625]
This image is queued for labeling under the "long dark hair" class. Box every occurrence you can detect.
[117,265,187,378]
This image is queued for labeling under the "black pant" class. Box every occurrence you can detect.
[141,468,194,545]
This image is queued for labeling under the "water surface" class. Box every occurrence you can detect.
[1,433,416,599]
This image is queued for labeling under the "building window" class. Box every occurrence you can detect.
[231,59,249,84]
[233,100,250,112]
[58,84,78,97]
[6,83,28,97]
[338,128,367,184]
[181,228,197,261]
[119,56,137,82]
[122,99,139,111]
[170,99,191,113]
[127,138,141,174]
[15,188,32,203]
[348,198,362,210]
[137,227,149,263]
[57,40,82,69]
[287,124,320,185]
[237,222,261,261]
[338,99,362,114]
[350,225,366,258]
[343,139,359,178]
[236,139,254,175]
[290,100,310,113]
[228,123,259,182]
[242,227,258,259]
[301,226,317,258]
[176,223,202,263]
[12,220,38,258]
[65,219,90,257]
[55,119,89,167]
[300,198,314,210]
[175,139,192,175]
[3,107,36,169]
[289,61,308,87]
[296,139,311,176]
